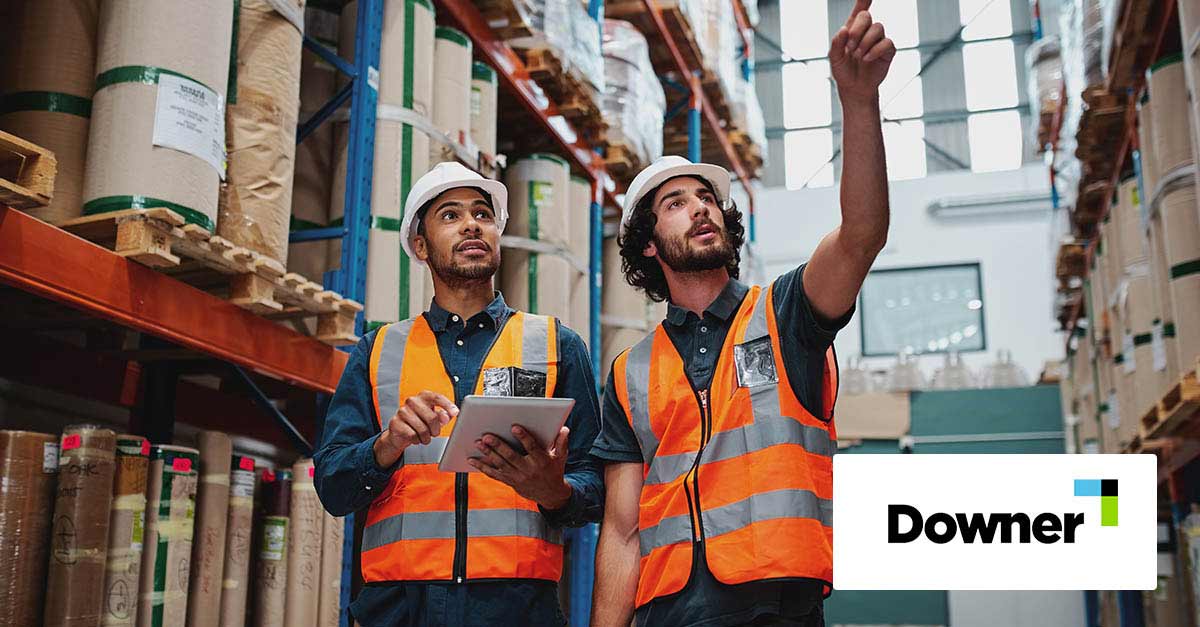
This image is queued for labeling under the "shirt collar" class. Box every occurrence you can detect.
[665,278,749,327]
[425,291,511,332]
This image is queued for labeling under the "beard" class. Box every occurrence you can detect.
[654,218,736,273]
[426,237,499,285]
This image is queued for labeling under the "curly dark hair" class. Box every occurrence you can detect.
[618,175,745,302]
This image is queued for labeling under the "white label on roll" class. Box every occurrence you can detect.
[261,517,288,561]
[367,66,380,92]
[43,442,59,473]
[153,74,227,179]
[1108,392,1121,429]
[1152,322,1167,372]
[471,86,482,117]
[1123,332,1136,374]
[230,469,255,498]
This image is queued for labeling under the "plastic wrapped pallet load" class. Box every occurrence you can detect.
[284,459,322,627]
[102,435,150,627]
[0,0,99,222]
[288,7,340,285]
[83,0,234,231]
[218,0,305,266]
[568,176,592,337]
[255,468,291,627]
[601,20,664,169]
[470,62,498,158]
[0,431,59,627]
[219,455,257,627]
[331,0,436,326]
[139,445,200,627]
[317,512,344,627]
[430,27,472,163]
[43,425,117,627]
[502,154,572,319]
[186,431,232,627]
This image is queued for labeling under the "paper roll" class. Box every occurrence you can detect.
[1147,212,1181,397]
[502,154,573,318]
[1148,57,1194,176]
[83,0,234,231]
[138,445,200,627]
[218,0,304,265]
[254,469,291,627]
[218,456,257,627]
[341,0,435,111]
[187,432,233,627]
[567,176,592,337]
[429,27,472,164]
[0,430,59,627]
[316,511,343,627]
[102,435,150,627]
[470,62,498,157]
[1138,94,1160,199]
[0,0,99,222]
[44,425,118,627]
[1162,183,1200,368]
[284,459,322,627]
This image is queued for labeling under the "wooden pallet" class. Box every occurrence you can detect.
[1141,371,1200,440]
[0,130,57,209]
[521,47,608,144]
[55,208,362,346]
[1055,242,1087,280]
[604,0,709,80]
[1108,0,1172,91]
[729,130,763,174]
[604,141,643,184]
[473,0,536,40]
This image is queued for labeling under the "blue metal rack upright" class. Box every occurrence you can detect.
[291,1,384,624]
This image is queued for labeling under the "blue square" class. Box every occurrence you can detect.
[1074,479,1102,497]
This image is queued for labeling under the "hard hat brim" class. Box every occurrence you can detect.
[620,162,731,238]
[399,177,509,267]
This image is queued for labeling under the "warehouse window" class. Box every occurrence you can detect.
[883,120,927,181]
[879,49,924,121]
[784,129,835,189]
[959,0,1014,41]
[782,61,832,129]
[968,109,1023,172]
[780,0,828,60]
[962,40,1019,111]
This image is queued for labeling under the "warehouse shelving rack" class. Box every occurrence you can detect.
[0,1,763,624]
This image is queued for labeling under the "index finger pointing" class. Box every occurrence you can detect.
[421,391,459,417]
[848,0,872,21]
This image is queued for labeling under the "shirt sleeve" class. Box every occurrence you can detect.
[313,330,400,517]
[772,263,855,420]
[539,322,605,528]
[590,366,645,464]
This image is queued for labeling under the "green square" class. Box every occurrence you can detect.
[1101,496,1118,526]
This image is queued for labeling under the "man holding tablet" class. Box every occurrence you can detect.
[590,2,894,624]
[313,162,602,626]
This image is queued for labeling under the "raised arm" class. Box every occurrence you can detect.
[591,462,644,626]
[804,0,894,320]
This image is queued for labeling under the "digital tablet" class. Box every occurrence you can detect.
[438,395,575,473]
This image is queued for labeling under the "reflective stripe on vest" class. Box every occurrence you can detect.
[362,312,563,582]
[617,283,837,606]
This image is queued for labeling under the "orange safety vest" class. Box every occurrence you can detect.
[613,284,838,608]
[362,311,564,583]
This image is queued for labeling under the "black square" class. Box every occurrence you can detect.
[1101,479,1118,497]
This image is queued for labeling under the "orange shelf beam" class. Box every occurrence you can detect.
[0,207,348,394]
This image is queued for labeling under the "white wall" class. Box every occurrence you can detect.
[753,164,1063,381]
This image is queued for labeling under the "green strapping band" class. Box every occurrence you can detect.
[472,61,497,85]
[409,0,434,12]
[1151,53,1184,73]
[0,91,92,118]
[365,320,388,333]
[329,215,403,231]
[435,26,471,50]
[528,181,542,313]
[1171,258,1200,279]
[1099,403,1110,412]
[95,65,217,95]
[522,152,570,168]
[399,1,418,321]
[1114,353,1125,364]
[229,0,241,104]
[1133,333,1153,347]
[1074,326,1087,338]
[83,195,214,232]
[1165,322,1176,337]
[290,216,327,231]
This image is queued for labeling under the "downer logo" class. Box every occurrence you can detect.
[887,479,1117,544]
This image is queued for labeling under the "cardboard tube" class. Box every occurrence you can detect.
[1148,58,1193,175]
[138,445,200,627]
[0,430,59,627]
[316,511,343,627]
[187,432,233,627]
[44,425,118,627]
[285,459,321,627]
[568,176,592,336]
[102,435,150,627]
[218,455,257,627]
[254,469,291,627]
[429,27,472,164]
[1162,184,1200,369]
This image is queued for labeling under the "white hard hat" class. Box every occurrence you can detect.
[400,162,509,266]
[620,156,731,238]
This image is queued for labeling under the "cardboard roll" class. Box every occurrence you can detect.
[567,176,593,339]
[43,425,117,627]
[101,434,149,627]
[255,468,292,627]
[138,445,200,627]
[1161,183,1200,367]
[0,430,59,627]
[1148,57,1194,176]
[501,248,574,320]
[430,27,473,165]
[219,455,257,627]
[470,62,499,159]
[506,154,571,247]
[341,0,434,111]
[284,458,322,627]
[1113,176,1147,267]
[218,0,305,266]
[186,431,232,627]
[316,512,344,627]
[1138,94,1160,201]
[1146,211,1181,394]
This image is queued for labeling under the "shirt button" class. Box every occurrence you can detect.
[453,375,460,382]
[699,347,708,354]
[701,326,708,333]
[456,339,464,346]
[451,315,460,322]
[365,485,372,491]
[479,323,485,329]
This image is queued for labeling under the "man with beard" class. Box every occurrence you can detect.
[590,2,893,624]
[313,162,602,626]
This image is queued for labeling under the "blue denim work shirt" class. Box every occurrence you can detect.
[313,293,603,627]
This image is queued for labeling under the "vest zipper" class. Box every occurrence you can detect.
[453,472,467,582]
[689,389,712,543]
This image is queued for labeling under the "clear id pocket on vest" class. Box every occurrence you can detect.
[482,366,548,397]
[734,337,779,388]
